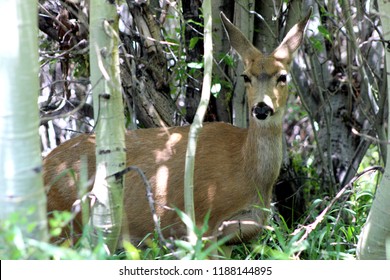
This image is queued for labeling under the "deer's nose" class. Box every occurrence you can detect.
[252,102,274,120]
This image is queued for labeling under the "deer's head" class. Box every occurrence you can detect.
[221,10,311,126]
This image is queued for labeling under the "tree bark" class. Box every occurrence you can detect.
[121,1,183,128]
[89,0,126,253]
[291,1,383,194]
[357,0,390,260]
[230,0,254,128]
[0,0,48,253]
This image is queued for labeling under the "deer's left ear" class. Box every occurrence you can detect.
[273,7,312,65]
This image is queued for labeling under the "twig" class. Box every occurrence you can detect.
[292,165,384,255]
[235,0,277,39]
[352,127,390,145]
[38,3,70,36]
[109,165,175,253]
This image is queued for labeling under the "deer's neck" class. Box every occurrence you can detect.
[243,121,283,206]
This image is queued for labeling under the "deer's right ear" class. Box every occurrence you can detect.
[220,12,261,65]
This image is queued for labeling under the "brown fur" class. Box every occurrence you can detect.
[44,11,311,246]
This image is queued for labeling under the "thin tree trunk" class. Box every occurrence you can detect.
[231,0,254,128]
[253,0,281,53]
[211,0,233,123]
[184,0,212,247]
[89,0,126,254]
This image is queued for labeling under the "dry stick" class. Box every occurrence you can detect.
[292,166,384,256]
[40,75,104,123]
[109,166,175,253]
[352,127,390,145]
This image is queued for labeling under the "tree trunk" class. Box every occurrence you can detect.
[89,0,126,254]
[356,0,390,260]
[121,1,183,128]
[230,0,254,128]
[0,0,48,254]
[253,0,281,53]
[211,0,234,123]
[290,1,384,195]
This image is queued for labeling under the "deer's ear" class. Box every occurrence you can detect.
[272,7,312,65]
[220,12,262,66]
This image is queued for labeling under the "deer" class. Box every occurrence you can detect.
[43,10,311,250]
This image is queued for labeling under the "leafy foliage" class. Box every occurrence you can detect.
[0,171,377,260]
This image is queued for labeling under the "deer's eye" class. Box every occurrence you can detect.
[241,74,251,84]
[276,74,287,85]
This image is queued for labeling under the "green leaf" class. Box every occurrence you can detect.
[318,25,332,43]
[189,37,200,50]
[174,240,193,251]
[175,208,196,233]
[187,62,203,69]
[223,54,234,67]
[187,19,203,27]
[122,240,141,260]
[309,37,323,52]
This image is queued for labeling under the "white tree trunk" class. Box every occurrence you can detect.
[0,0,48,246]
[356,0,390,260]
[89,0,126,254]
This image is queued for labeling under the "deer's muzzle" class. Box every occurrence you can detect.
[252,102,274,120]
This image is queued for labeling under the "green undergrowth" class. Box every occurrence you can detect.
[0,182,376,260]
[0,145,381,260]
